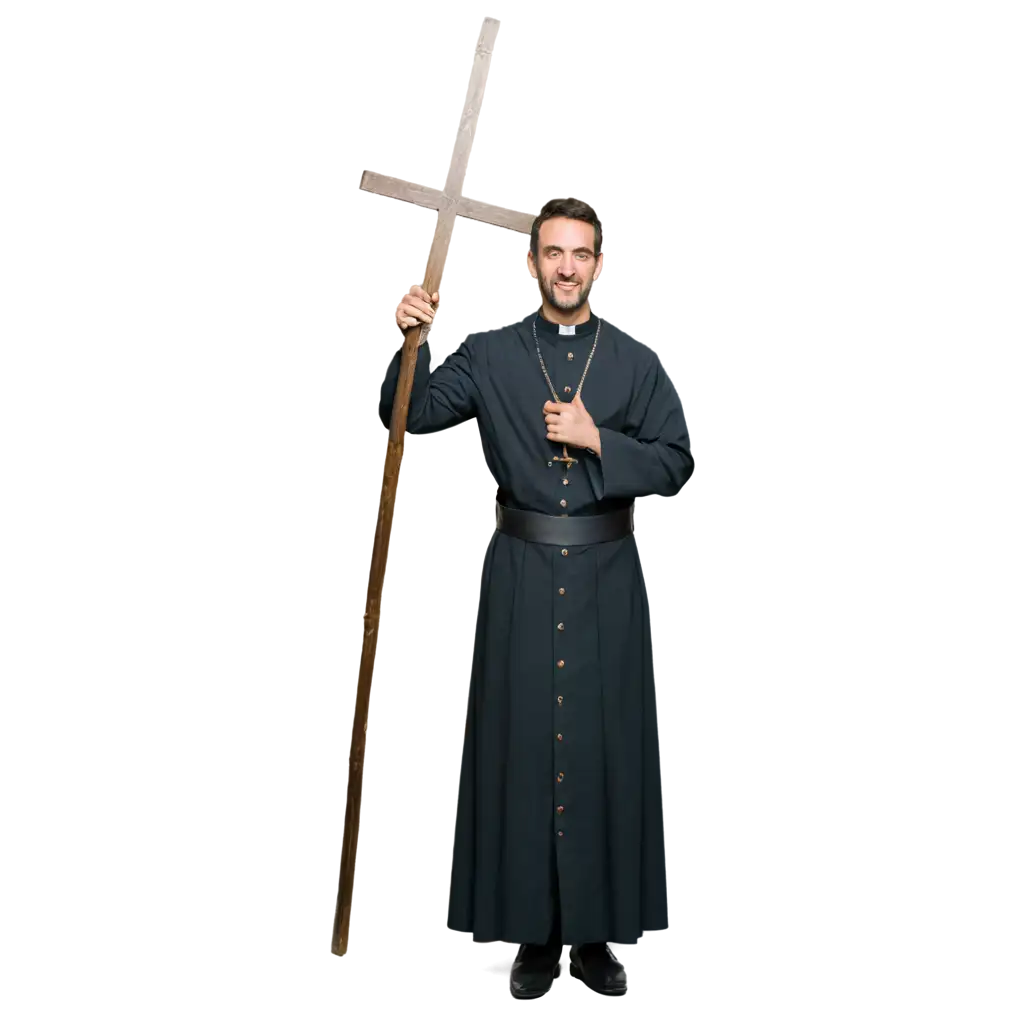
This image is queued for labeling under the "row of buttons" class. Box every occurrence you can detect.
[546,460,570,511]
[552,319,575,832]
[553,347,576,516]
[556,574,567,838]
[550,345,574,832]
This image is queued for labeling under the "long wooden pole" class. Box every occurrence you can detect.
[331,17,501,957]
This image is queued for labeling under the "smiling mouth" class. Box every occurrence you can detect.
[556,282,578,289]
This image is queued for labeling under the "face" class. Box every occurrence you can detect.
[528,217,603,313]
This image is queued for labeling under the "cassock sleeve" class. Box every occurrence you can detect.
[585,352,694,499]
[378,337,478,434]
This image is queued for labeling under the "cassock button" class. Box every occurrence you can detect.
[563,385,571,394]
[568,352,574,361]
[557,622,564,631]
[557,695,563,705]
[561,549,568,557]
[562,478,569,486]
[556,733,563,741]
[557,830,564,837]
[547,461,553,467]
[558,587,566,595]
[557,805,564,814]
[557,772,564,782]
[560,498,567,508]
[557,659,565,668]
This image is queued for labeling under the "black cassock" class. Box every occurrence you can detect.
[379,310,694,945]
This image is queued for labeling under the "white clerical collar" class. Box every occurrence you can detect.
[534,311,597,337]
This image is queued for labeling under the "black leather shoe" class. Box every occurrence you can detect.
[569,942,627,995]
[510,940,562,999]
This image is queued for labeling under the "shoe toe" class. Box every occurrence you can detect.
[569,944,627,994]
[510,955,560,999]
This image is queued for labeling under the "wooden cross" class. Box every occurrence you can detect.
[360,167,536,239]
[332,16,536,957]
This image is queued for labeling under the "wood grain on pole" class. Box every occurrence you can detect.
[332,17,503,958]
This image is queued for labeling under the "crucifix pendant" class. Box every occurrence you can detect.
[552,442,577,468]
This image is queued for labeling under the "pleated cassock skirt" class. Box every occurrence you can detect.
[446,527,669,944]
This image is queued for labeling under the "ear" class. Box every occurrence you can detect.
[526,249,538,281]
[592,251,604,282]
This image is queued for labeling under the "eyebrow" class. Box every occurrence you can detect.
[542,244,595,256]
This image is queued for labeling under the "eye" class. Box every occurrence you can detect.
[576,253,589,261]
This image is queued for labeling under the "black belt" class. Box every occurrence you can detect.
[495,503,634,546]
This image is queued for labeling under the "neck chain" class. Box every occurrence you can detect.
[532,314,602,476]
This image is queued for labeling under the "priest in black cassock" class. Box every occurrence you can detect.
[379,198,694,999]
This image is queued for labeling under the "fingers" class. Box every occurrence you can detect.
[410,284,440,307]
[403,290,436,317]
[543,401,589,449]
[397,285,440,333]
[401,297,434,320]
[396,308,428,332]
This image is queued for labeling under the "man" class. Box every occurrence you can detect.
[380,198,694,999]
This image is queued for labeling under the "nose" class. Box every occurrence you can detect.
[556,252,575,278]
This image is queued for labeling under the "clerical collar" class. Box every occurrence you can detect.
[534,309,598,337]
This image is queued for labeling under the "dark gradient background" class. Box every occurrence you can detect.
[2,9,1024,1024]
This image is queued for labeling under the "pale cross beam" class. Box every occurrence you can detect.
[332,16,535,958]
[358,169,532,237]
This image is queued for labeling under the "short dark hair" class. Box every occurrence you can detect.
[530,198,602,260]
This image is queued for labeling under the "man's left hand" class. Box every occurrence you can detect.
[543,393,601,455]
